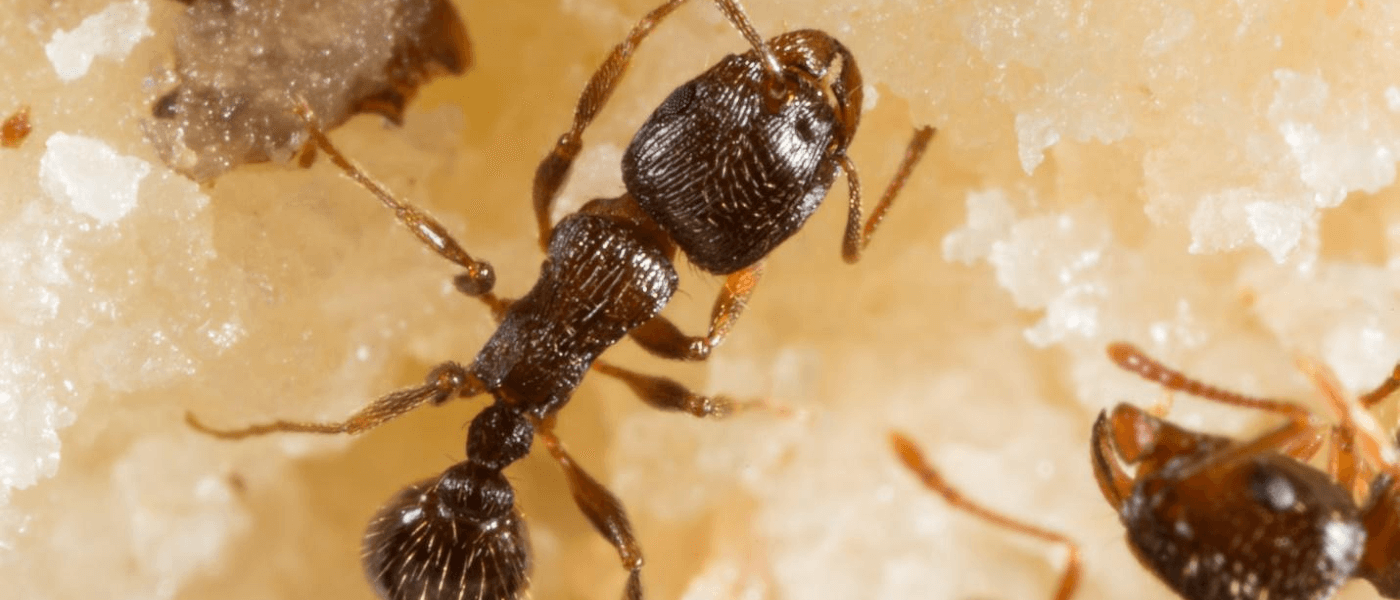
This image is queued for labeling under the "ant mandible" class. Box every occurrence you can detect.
[891,432,1082,600]
[186,0,936,598]
[1092,341,1400,600]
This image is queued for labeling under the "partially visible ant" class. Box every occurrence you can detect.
[1092,341,1400,600]
[891,432,1082,600]
[187,0,935,598]
[3,105,31,148]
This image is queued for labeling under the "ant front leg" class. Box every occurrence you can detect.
[532,0,784,249]
[187,362,485,439]
[294,103,505,309]
[840,126,935,264]
[534,422,646,599]
[628,262,764,361]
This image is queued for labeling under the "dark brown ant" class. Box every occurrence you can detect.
[187,0,935,598]
[891,431,1082,600]
[1092,341,1400,600]
[3,106,31,148]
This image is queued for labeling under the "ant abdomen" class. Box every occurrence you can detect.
[622,30,857,274]
[362,465,531,600]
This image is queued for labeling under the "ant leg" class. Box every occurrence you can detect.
[293,103,502,303]
[892,432,1081,600]
[533,0,689,248]
[1106,342,1310,419]
[591,360,767,418]
[187,362,484,439]
[532,0,784,248]
[628,262,764,361]
[1360,361,1400,408]
[535,423,645,598]
[840,126,935,264]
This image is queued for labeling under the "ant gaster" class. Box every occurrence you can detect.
[1092,342,1400,600]
[891,432,1082,600]
[187,0,935,598]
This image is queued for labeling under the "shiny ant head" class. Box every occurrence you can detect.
[622,29,863,275]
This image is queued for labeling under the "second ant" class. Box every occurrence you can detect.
[189,0,935,599]
[1094,341,1400,600]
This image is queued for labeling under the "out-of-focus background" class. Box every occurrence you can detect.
[3,0,1399,598]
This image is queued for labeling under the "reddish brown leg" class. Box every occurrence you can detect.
[1360,361,1400,408]
[1106,342,1309,419]
[591,360,769,418]
[294,103,505,311]
[628,262,764,360]
[532,0,783,248]
[1297,355,1400,489]
[534,422,645,598]
[892,432,1081,600]
[187,362,484,439]
[840,126,935,264]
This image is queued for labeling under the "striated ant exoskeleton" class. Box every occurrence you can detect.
[891,432,1081,600]
[187,0,935,598]
[1092,341,1400,600]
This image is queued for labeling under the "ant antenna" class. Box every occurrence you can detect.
[1107,342,1309,419]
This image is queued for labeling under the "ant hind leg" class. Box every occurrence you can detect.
[535,424,646,599]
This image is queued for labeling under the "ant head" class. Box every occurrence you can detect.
[363,470,530,600]
[622,30,863,274]
[1104,403,1235,472]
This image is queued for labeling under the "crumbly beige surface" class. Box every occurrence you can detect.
[3,0,1399,599]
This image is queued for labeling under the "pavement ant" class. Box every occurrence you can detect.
[186,0,935,598]
[1092,341,1400,600]
[891,432,1081,600]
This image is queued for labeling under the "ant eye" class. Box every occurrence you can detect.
[793,115,816,144]
[1249,465,1298,512]
[653,82,697,120]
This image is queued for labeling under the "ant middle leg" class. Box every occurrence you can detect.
[294,103,504,307]
[187,361,485,439]
[532,0,783,248]
[534,420,646,600]
[840,126,936,264]
[891,432,1081,600]
[628,262,764,361]
[590,360,771,418]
